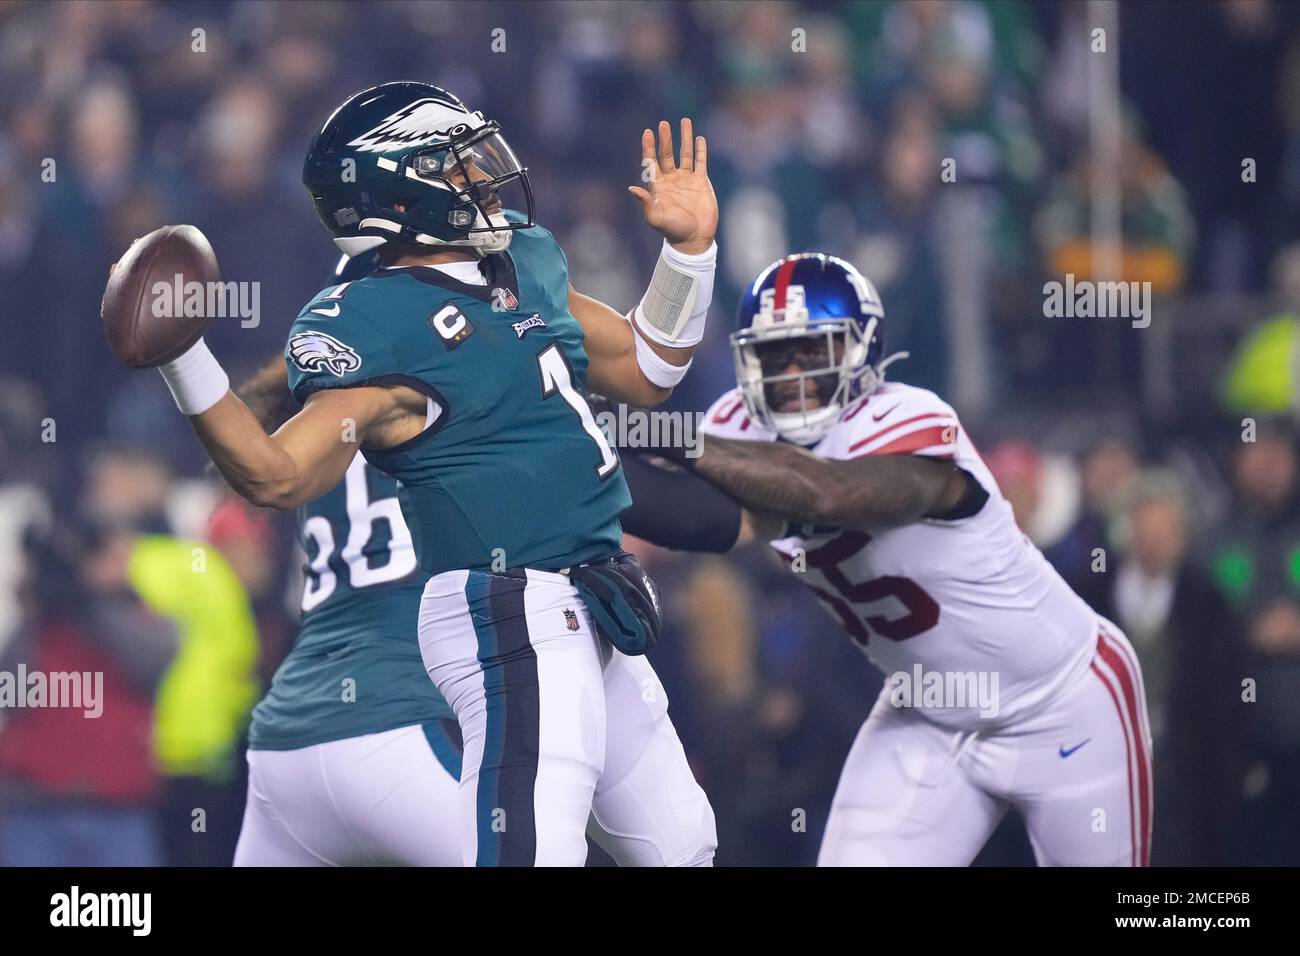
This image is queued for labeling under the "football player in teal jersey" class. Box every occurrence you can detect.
[232,254,746,867]
[144,82,720,866]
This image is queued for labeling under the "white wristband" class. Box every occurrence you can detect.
[158,338,230,416]
[632,239,716,349]
[633,328,692,388]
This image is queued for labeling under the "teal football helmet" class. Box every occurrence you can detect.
[303,81,534,256]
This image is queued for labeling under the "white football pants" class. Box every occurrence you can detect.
[234,720,464,866]
[819,622,1153,867]
[418,566,717,867]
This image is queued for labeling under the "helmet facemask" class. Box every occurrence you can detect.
[732,316,880,446]
[403,121,533,254]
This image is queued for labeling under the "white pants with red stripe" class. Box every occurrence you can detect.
[819,622,1153,867]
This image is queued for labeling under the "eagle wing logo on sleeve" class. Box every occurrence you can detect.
[288,331,362,377]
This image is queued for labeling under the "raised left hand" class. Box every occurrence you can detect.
[628,119,717,256]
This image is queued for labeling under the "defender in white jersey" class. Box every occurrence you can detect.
[692,253,1152,866]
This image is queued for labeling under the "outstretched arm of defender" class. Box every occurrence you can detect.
[692,435,980,531]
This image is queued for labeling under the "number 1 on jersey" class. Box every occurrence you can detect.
[537,343,619,479]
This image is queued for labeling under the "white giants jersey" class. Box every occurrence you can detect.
[701,382,1099,730]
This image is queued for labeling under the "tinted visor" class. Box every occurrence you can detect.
[411,124,532,232]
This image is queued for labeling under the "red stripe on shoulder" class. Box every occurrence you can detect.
[854,425,955,457]
[712,397,745,425]
[847,413,948,454]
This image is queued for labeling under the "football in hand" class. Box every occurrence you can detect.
[101,224,221,368]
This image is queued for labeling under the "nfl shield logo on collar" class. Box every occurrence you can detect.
[563,608,580,632]
[493,287,518,311]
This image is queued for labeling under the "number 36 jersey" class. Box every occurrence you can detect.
[249,453,451,750]
[284,216,630,578]
[700,382,1098,730]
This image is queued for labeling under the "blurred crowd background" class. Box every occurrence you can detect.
[2,0,1300,866]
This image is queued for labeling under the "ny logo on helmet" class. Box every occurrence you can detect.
[347,98,481,154]
[758,286,808,324]
[288,331,362,377]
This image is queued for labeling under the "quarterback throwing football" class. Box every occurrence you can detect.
[231,251,748,868]
[124,82,720,867]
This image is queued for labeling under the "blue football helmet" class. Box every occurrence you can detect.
[303,81,533,257]
[733,253,897,445]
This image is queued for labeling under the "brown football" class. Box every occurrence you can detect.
[101,224,221,368]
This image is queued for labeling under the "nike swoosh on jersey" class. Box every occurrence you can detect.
[1059,738,1091,758]
[310,303,342,317]
[872,402,901,422]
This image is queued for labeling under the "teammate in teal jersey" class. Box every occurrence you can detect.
[229,255,460,866]
[226,247,460,868]
[245,455,444,752]
[235,456,463,865]
[143,82,721,866]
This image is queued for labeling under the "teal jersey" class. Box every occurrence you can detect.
[284,218,630,577]
[247,454,453,751]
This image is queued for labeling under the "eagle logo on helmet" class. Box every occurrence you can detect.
[347,98,483,153]
[288,332,362,377]
[305,82,534,256]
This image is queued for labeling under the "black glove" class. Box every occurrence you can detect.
[570,551,663,656]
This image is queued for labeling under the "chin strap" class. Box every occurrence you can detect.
[852,349,909,395]
[877,350,909,376]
